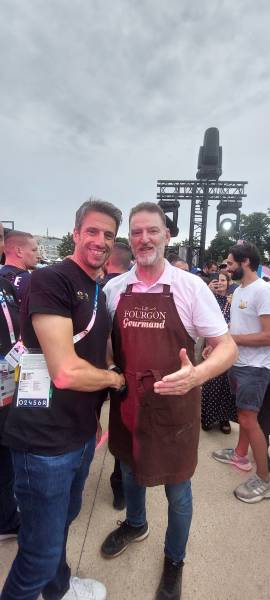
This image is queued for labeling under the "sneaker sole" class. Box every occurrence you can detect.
[212,455,252,472]
[234,490,270,504]
[101,525,150,559]
[0,534,18,542]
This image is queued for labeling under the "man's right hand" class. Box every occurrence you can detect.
[109,371,126,391]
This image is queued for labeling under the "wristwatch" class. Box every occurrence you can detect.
[108,364,127,394]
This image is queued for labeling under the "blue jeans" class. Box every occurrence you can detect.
[1,436,96,600]
[0,443,20,533]
[121,462,192,563]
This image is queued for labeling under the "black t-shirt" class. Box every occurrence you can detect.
[0,265,31,304]
[3,259,110,455]
[0,277,20,435]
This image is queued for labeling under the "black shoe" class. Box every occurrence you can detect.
[220,420,231,434]
[201,423,212,431]
[101,519,149,558]
[155,556,184,600]
[0,525,20,542]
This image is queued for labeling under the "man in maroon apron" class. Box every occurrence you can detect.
[101,202,237,600]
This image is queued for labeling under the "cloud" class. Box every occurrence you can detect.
[1,0,269,150]
[0,0,269,243]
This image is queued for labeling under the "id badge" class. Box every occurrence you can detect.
[0,358,16,407]
[5,341,28,369]
[16,353,51,409]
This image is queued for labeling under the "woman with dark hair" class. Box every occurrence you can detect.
[201,272,238,434]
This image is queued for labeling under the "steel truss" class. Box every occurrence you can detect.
[157,179,247,267]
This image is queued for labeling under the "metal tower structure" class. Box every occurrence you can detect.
[157,179,247,268]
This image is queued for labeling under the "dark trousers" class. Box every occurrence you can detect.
[0,443,20,533]
[258,383,270,449]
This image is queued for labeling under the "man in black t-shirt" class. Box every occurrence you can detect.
[1,230,38,304]
[0,222,20,542]
[2,201,125,600]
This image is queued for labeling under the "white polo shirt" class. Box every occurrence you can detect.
[104,260,228,341]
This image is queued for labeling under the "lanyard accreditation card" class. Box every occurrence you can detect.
[16,283,99,408]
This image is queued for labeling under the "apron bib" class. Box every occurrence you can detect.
[109,284,201,486]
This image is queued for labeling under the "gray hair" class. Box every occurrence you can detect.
[129,202,166,226]
[75,198,122,234]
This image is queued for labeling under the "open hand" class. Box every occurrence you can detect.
[154,348,198,396]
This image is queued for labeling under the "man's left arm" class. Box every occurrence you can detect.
[232,314,270,347]
[154,332,238,396]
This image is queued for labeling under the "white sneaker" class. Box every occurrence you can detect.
[62,577,106,600]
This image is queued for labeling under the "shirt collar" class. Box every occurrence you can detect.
[126,259,174,287]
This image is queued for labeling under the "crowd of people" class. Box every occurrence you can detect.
[0,200,270,600]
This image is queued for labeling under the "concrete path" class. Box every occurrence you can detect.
[1,404,269,599]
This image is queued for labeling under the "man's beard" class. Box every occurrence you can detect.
[136,245,164,267]
[231,266,244,280]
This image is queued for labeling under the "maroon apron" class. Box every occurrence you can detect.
[109,284,201,486]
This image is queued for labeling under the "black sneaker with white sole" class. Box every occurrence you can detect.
[101,519,149,558]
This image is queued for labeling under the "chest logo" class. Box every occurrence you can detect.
[238,300,248,309]
[76,290,89,302]
[122,306,167,330]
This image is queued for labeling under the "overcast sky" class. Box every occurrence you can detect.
[1,0,269,245]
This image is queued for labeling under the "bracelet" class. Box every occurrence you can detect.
[108,365,122,375]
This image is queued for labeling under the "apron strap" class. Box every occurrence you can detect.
[162,284,171,296]
[124,284,134,295]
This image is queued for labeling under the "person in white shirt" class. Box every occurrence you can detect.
[101,202,237,600]
[213,241,270,503]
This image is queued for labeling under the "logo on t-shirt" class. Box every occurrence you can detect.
[76,290,89,302]
[238,300,248,309]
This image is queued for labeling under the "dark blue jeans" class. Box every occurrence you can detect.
[121,462,193,563]
[0,443,20,533]
[1,436,96,600]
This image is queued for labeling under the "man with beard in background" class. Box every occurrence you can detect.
[213,242,270,503]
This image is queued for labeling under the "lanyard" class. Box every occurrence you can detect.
[0,293,16,345]
[73,283,99,344]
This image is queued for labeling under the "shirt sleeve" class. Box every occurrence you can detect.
[191,280,228,338]
[257,285,270,316]
[28,268,72,318]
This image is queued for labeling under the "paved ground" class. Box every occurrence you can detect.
[1,403,270,600]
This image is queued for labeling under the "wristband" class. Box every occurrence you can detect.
[108,365,127,395]
[108,365,122,375]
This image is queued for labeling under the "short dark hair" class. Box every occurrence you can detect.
[229,241,261,271]
[129,202,166,226]
[167,253,180,265]
[110,242,132,270]
[205,260,218,269]
[75,198,122,233]
[4,230,34,247]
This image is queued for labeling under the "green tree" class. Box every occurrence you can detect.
[58,232,75,258]
[115,236,129,246]
[205,233,236,263]
[240,212,270,259]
